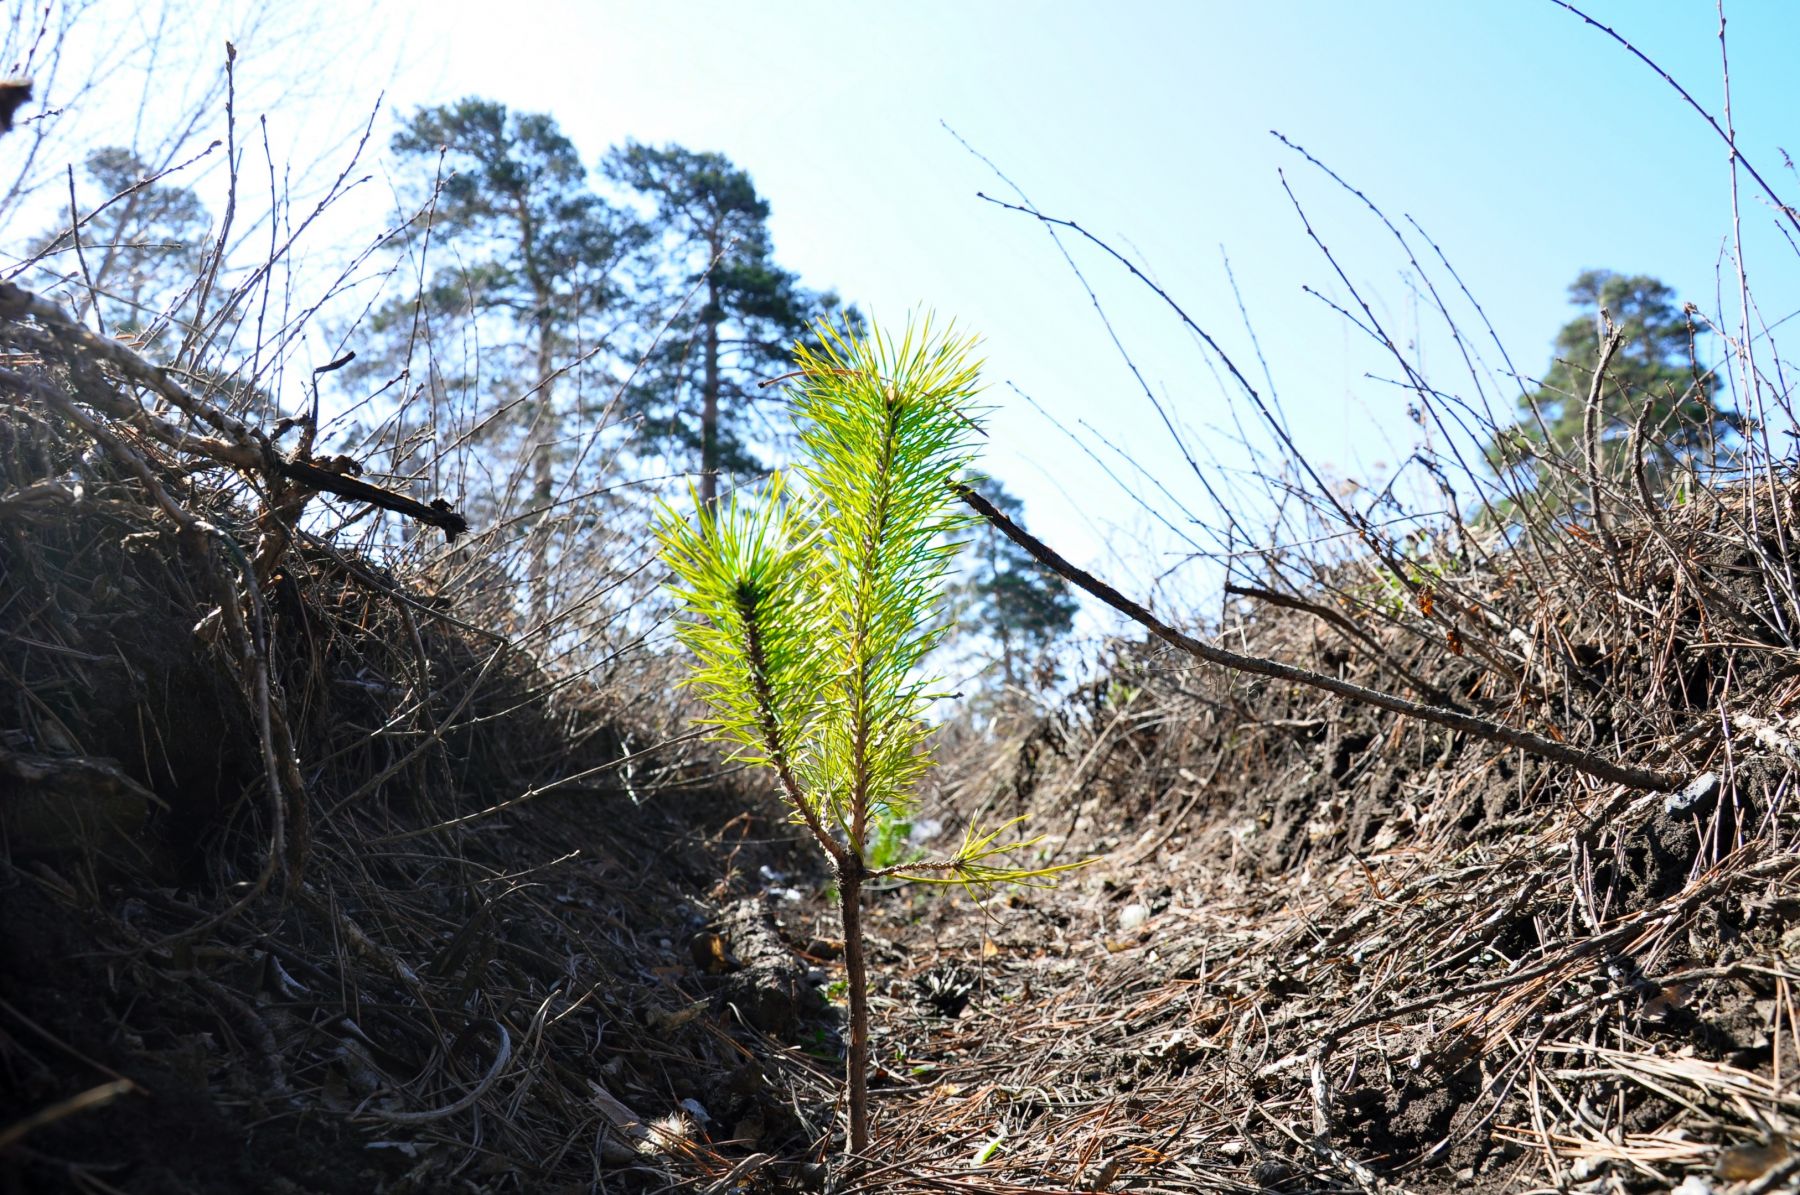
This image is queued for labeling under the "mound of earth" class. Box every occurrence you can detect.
[0,301,841,1193]
[863,487,1800,1192]
[8,274,1800,1195]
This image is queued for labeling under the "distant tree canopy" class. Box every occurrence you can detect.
[392,99,643,339]
[354,104,855,629]
[38,146,211,347]
[350,98,1075,647]
[1489,269,1740,517]
[375,98,646,624]
[948,475,1079,699]
[604,141,844,506]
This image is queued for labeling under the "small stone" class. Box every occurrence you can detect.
[1666,771,1719,815]
[1250,1158,1295,1188]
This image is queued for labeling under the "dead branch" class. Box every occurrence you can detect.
[956,482,1684,792]
[0,279,468,540]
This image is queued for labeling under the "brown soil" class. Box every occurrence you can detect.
[848,526,1800,1192]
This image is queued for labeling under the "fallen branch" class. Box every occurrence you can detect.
[1223,581,1464,711]
[0,1080,136,1153]
[360,1022,512,1125]
[954,483,1684,792]
[272,453,468,539]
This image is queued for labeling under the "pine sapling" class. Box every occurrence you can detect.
[657,318,1082,1165]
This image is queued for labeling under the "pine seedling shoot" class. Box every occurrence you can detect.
[656,317,1081,1163]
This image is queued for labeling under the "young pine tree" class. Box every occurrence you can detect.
[657,319,1079,1163]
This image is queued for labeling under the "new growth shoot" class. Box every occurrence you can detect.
[657,317,1082,1164]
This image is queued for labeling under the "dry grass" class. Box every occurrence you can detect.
[0,265,847,1191]
[861,51,1800,1184]
[855,469,1800,1193]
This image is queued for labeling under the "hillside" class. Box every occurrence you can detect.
[5,265,1800,1195]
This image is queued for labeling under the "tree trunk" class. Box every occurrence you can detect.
[514,190,556,629]
[991,532,1016,691]
[838,855,870,1160]
[699,265,721,508]
[529,322,555,628]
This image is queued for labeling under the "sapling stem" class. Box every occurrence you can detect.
[837,853,870,1156]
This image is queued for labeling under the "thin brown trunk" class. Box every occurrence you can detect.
[990,532,1016,691]
[529,324,554,628]
[838,856,870,1160]
[514,189,555,627]
[699,264,721,507]
[998,620,1016,691]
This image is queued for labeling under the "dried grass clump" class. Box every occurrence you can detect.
[0,289,835,1193]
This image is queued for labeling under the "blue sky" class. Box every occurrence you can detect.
[366,1,1800,603]
[24,1,1800,620]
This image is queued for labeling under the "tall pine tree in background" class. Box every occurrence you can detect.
[1491,270,1741,516]
[382,99,645,625]
[605,142,841,505]
[346,109,850,631]
[36,149,284,421]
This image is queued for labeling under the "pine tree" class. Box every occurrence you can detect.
[381,99,645,624]
[605,142,840,505]
[1490,270,1740,516]
[949,475,1078,696]
[657,320,1084,1163]
[37,146,211,346]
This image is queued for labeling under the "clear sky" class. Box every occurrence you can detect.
[24,1,1800,621]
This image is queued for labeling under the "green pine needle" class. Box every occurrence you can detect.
[656,314,1097,878]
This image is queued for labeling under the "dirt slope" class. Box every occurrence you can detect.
[0,325,844,1193]
[8,289,1800,1194]
[859,500,1800,1193]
